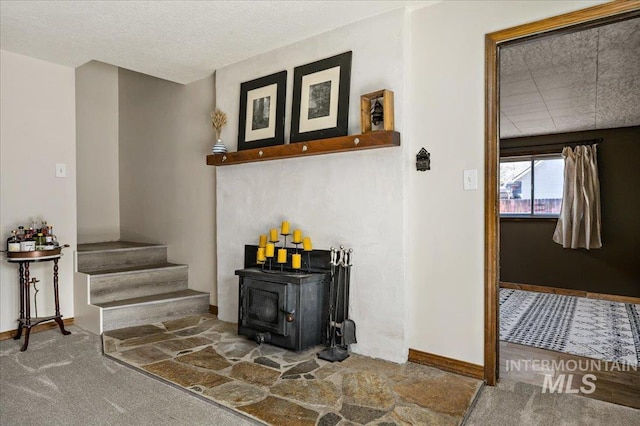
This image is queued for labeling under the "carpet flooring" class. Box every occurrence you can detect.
[102,314,482,425]
[500,289,640,366]
[0,325,252,426]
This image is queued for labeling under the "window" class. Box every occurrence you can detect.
[500,155,564,217]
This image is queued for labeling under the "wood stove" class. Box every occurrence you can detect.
[235,246,331,351]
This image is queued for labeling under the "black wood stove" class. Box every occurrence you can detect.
[235,245,331,351]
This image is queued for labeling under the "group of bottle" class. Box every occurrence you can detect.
[6,220,59,252]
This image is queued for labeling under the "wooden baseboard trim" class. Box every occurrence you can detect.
[209,305,218,316]
[500,282,640,304]
[501,281,583,297]
[408,348,484,380]
[0,318,74,341]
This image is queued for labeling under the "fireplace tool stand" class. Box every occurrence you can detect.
[318,246,356,362]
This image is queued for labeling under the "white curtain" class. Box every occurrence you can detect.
[552,144,602,249]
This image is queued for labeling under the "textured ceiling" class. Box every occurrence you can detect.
[500,17,640,139]
[0,0,434,84]
[3,1,637,138]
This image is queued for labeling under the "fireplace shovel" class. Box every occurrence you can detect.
[341,249,357,346]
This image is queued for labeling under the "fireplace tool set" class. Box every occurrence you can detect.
[318,246,357,362]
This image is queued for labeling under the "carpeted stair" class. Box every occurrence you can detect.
[76,241,209,332]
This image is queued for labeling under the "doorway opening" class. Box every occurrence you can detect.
[484,1,640,389]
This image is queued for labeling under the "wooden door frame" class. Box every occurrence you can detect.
[484,0,640,385]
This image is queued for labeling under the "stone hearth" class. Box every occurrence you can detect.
[103,314,481,425]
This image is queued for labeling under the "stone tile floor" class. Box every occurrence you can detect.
[103,314,481,425]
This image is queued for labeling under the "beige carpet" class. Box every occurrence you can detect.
[103,314,482,425]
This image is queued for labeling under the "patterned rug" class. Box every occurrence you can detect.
[500,289,640,366]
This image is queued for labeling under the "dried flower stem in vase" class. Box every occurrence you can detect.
[211,108,227,140]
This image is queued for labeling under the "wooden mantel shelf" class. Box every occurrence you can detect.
[206,131,400,166]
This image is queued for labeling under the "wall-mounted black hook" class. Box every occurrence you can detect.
[416,148,431,171]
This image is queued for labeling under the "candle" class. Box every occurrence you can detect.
[292,253,302,269]
[302,237,312,251]
[277,248,287,263]
[269,228,279,242]
[292,229,302,243]
[258,234,267,248]
[265,243,275,258]
[281,221,290,235]
[257,247,266,262]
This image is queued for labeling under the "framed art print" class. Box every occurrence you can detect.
[290,51,352,143]
[238,70,287,150]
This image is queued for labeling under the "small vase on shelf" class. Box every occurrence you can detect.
[212,139,227,154]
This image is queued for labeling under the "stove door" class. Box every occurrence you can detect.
[240,278,289,336]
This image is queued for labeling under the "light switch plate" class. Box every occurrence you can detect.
[463,169,477,190]
[55,163,66,178]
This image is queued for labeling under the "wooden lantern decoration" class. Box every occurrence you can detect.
[360,89,394,133]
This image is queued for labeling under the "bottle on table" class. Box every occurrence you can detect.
[41,221,48,236]
[6,231,21,252]
[16,226,25,241]
[48,226,59,248]
[45,226,53,243]
[35,233,46,251]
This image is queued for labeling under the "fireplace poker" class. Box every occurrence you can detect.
[334,247,344,346]
[342,249,357,346]
[327,248,337,343]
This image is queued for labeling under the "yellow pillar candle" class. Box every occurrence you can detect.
[302,237,312,251]
[269,228,279,242]
[277,248,287,263]
[265,243,275,258]
[258,234,267,248]
[257,247,266,262]
[292,253,302,269]
[281,221,290,235]
[292,229,302,243]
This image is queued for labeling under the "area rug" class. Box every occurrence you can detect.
[500,289,640,366]
[103,314,481,426]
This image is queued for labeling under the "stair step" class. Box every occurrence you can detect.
[90,263,188,305]
[99,290,209,331]
[77,241,167,273]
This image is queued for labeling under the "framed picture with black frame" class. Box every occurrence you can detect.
[238,70,287,151]
[290,51,352,143]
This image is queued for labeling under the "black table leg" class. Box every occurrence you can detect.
[21,262,31,352]
[13,262,25,340]
[53,259,70,336]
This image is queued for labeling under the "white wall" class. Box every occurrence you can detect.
[216,10,408,363]
[0,50,76,332]
[76,61,120,243]
[118,69,217,304]
[407,1,603,365]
